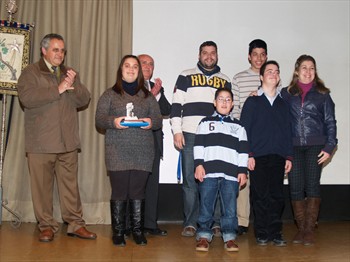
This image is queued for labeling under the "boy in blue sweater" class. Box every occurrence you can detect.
[194,88,249,252]
[240,60,293,247]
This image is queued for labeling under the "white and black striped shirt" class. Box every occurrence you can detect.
[194,112,249,181]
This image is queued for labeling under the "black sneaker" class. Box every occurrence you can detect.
[256,238,269,246]
[144,227,168,236]
[272,237,287,247]
[237,226,248,235]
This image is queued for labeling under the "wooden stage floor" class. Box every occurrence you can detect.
[0,221,349,261]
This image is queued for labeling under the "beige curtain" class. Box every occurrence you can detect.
[0,0,132,224]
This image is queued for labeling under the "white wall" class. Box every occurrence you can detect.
[133,0,349,184]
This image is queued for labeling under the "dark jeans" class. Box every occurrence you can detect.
[197,177,239,242]
[250,154,285,240]
[181,132,199,228]
[212,194,221,228]
[288,145,323,200]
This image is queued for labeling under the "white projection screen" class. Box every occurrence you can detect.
[133,0,349,184]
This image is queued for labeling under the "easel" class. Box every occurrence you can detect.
[0,0,34,227]
[0,94,21,227]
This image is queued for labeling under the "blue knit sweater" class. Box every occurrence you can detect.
[240,94,293,160]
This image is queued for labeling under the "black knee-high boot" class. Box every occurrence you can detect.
[110,200,127,246]
[129,199,147,245]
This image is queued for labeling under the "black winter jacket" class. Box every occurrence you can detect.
[281,86,337,154]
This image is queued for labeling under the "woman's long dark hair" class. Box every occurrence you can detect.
[287,54,329,96]
[112,55,149,97]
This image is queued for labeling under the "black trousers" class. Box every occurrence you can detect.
[250,154,285,240]
[144,147,161,229]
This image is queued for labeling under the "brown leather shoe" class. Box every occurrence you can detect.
[196,238,209,252]
[225,240,239,252]
[39,229,54,242]
[67,227,97,240]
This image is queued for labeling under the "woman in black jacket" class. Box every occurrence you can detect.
[281,55,337,246]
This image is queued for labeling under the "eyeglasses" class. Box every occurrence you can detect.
[216,97,232,103]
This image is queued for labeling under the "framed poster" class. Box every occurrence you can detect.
[0,21,31,96]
